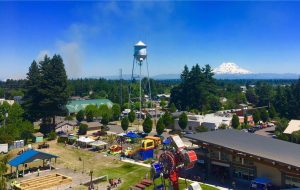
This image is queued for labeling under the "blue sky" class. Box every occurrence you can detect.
[0,1,300,79]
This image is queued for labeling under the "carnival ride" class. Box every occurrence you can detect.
[151,135,198,190]
[122,139,155,160]
[109,145,122,155]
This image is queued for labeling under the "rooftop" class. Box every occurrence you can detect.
[8,149,58,167]
[186,129,300,168]
[284,120,300,134]
[66,99,113,113]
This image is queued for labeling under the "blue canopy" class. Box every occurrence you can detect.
[8,149,58,167]
[253,177,271,184]
[124,132,141,138]
[163,138,171,145]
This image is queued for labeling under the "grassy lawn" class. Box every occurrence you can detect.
[94,163,150,190]
[15,141,218,190]
[146,178,219,190]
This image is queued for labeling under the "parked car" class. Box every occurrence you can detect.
[38,142,50,149]
[242,129,248,133]
[250,177,273,190]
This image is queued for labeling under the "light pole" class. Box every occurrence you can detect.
[79,157,84,174]
[88,170,94,190]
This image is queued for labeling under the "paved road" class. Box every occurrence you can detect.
[255,126,275,138]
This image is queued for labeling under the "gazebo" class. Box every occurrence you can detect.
[8,149,58,179]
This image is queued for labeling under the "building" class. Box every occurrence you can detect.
[55,121,77,134]
[238,115,254,126]
[66,99,113,114]
[240,86,247,93]
[174,113,232,131]
[284,120,300,135]
[33,132,44,143]
[186,130,300,188]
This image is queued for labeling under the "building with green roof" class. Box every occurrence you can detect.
[66,99,113,114]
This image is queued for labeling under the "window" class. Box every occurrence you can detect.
[233,166,255,181]
[285,175,300,187]
[146,142,153,147]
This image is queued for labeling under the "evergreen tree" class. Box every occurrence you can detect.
[128,110,135,126]
[169,103,177,113]
[253,110,261,124]
[76,110,85,122]
[170,64,216,112]
[246,88,258,105]
[260,108,269,123]
[7,103,24,126]
[22,60,42,121]
[121,116,129,132]
[85,105,97,122]
[78,123,88,135]
[19,121,34,144]
[268,105,276,119]
[112,104,121,121]
[39,55,69,129]
[231,115,240,129]
[156,117,165,135]
[143,116,153,134]
[178,112,188,131]
[101,113,110,128]
[162,112,174,129]
[99,104,111,118]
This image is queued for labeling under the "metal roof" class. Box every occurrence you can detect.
[66,99,113,113]
[8,149,58,167]
[185,129,300,168]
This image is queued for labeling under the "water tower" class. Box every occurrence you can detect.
[129,41,152,130]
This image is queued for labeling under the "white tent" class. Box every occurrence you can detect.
[117,133,126,137]
[90,140,108,149]
[77,136,95,148]
[77,136,95,143]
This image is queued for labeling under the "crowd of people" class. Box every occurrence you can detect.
[107,178,122,189]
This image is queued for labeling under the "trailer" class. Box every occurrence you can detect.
[0,144,8,154]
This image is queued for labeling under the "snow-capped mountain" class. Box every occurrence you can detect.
[213,62,252,74]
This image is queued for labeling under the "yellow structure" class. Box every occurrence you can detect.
[144,136,161,147]
[141,139,154,150]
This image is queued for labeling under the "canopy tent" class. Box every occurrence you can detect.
[8,149,58,179]
[90,140,107,148]
[77,136,95,148]
[77,136,95,143]
[124,132,141,138]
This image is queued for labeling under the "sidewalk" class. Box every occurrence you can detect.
[120,158,230,190]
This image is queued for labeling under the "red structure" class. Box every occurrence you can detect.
[152,135,197,190]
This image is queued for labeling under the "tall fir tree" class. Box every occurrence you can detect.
[23,61,42,121]
[39,55,69,128]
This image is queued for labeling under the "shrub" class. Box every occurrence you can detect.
[48,130,57,140]
[78,123,88,135]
